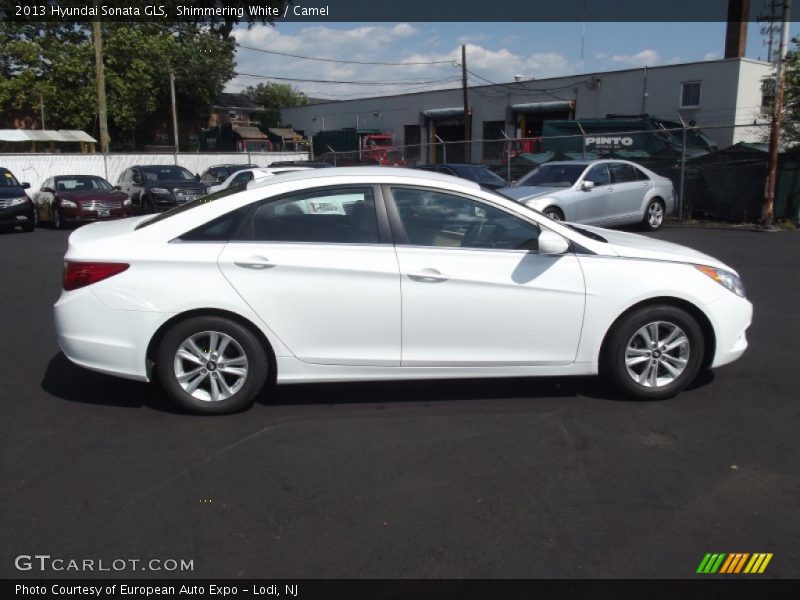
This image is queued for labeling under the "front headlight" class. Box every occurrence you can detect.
[59,199,77,208]
[150,187,170,195]
[6,197,28,207]
[695,265,746,298]
[123,198,132,206]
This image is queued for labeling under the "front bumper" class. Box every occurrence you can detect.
[0,201,35,227]
[61,204,133,223]
[708,292,753,368]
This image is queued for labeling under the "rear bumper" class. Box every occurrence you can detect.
[54,287,164,381]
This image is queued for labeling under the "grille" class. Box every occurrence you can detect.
[82,200,120,210]
[173,189,200,204]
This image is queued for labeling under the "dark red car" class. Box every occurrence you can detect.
[33,175,132,229]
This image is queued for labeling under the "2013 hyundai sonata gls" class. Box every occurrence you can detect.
[54,167,752,414]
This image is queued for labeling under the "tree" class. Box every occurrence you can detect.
[0,1,287,149]
[763,36,800,148]
[246,83,309,129]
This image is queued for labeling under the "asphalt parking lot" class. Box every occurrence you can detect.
[0,224,798,579]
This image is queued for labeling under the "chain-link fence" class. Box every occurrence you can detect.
[315,123,799,223]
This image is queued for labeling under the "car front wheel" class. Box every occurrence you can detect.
[601,304,704,400]
[156,316,269,414]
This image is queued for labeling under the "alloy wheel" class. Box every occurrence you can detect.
[173,331,249,402]
[648,202,664,228]
[624,321,690,388]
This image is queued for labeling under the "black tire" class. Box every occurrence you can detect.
[544,206,564,222]
[22,218,35,232]
[642,198,665,231]
[52,205,63,230]
[156,316,269,415]
[601,304,704,400]
[141,195,155,215]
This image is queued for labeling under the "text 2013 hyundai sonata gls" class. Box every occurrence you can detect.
[54,167,752,414]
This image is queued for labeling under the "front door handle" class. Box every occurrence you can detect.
[234,256,274,270]
[408,268,449,283]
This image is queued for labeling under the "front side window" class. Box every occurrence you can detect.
[584,164,610,186]
[236,187,379,244]
[230,171,254,186]
[681,81,702,108]
[391,188,540,251]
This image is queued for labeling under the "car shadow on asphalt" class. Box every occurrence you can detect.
[43,351,716,413]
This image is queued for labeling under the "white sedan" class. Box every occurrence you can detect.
[206,166,311,194]
[55,168,752,414]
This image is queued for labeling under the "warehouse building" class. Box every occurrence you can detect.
[281,57,772,165]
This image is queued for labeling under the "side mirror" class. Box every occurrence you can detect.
[22,182,30,189]
[580,180,595,191]
[538,230,570,255]
[217,176,226,183]
[195,173,200,180]
[112,185,122,191]
[41,186,54,193]
[132,175,141,185]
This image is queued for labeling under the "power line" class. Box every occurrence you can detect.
[235,43,456,66]
[235,72,461,86]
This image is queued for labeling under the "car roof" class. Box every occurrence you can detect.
[419,163,487,168]
[246,166,482,192]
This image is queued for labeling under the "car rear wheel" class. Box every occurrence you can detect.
[544,206,564,221]
[156,316,269,414]
[601,304,704,400]
[642,199,665,231]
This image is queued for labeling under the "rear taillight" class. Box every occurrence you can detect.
[63,261,129,291]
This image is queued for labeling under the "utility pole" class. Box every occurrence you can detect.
[39,94,45,130]
[170,71,180,153]
[92,13,109,153]
[761,0,791,228]
[461,44,470,163]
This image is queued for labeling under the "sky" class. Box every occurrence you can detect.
[226,21,800,100]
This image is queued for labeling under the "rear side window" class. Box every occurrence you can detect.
[178,206,251,242]
[235,187,379,244]
[633,166,650,181]
[608,163,637,183]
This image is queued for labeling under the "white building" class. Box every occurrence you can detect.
[281,57,772,164]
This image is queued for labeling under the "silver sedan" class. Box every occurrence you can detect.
[499,160,676,230]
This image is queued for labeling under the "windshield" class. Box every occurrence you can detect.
[0,170,21,187]
[140,166,195,182]
[54,176,112,191]
[457,165,506,186]
[515,164,586,188]
[136,184,245,229]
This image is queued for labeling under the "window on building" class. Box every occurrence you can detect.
[482,121,506,162]
[680,81,702,108]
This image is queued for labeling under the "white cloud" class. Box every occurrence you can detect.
[457,33,490,44]
[703,52,721,61]
[608,49,660,67]
[227,24,579,100]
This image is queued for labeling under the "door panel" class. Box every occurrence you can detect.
[397,247,585,365]
[577,163,614,223]
[608,163,649,221]
[388,187,586,366]
[217,186,401,366]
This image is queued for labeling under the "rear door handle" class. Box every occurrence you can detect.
[408,268,449,283]
[234,256,274,270]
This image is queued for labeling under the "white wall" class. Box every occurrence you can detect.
[1,151,310,194]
